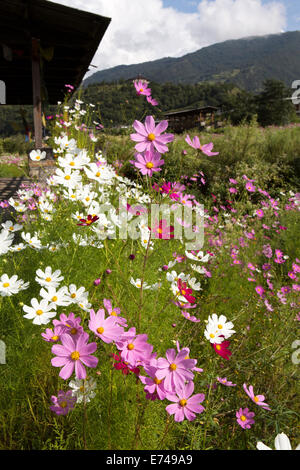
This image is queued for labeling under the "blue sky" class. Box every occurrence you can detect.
[162,0,300,31]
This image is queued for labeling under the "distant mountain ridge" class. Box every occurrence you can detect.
[84,31,300,91]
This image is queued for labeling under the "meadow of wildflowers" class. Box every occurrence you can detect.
[0,81,299,450]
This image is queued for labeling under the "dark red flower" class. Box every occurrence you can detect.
[77,214,99,226]
[177,279,196,304]
[211,337,232,360]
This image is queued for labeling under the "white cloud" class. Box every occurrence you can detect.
[49,0,286,75]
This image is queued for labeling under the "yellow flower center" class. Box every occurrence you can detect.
[71,351,80,361]
[96,172,101,177]
[64,175,71,180]
[181,289,186,295]
[70,328,77,335]
[127,343,134,350]
[169,363,177,371]
[210,333,215,338]
[179,399,187,407]
[85,197,90,201]
[216,345,221,351]
[45,277,52,282]
[52,335,59,342]
[70,162,75,166]
[111,310,117,316]
[60,401,68,408]
[154,377,162,385]
[157,228,163,234]
[254,396,259,402]
[36,156,40,160]
[3,283,9,288]
[139,88,143,93]
[240,415,246,422]
[52,296,58,302]
[218,324,223,329]
[86,219,93,224]
[71,293,76,299]
[97,327,104,334]
[9,226,14,231]
[148,133,155,141]
[36,309,43,316]
[146,162,154,169]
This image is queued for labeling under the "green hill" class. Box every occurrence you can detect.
[84,31,300,92]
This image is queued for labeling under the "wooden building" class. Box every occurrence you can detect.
[0,0,111,149]
[163,106,219,133]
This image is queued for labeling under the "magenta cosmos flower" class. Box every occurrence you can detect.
[243,384,271,410]
[130,149,164,177]
[103,298,127,326]
[130,116,174,154]
[155,348,196,392]
[140,365,168,400]
[236,408,255,429]
[51,332,98,380]
[165,381,205,422]
[89,308,124,343]
[185,134,219,156]
[50,390,76,415]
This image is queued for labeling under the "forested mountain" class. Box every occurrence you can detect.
[84,31,300,92]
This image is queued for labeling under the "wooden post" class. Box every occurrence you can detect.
[31,38,43,149]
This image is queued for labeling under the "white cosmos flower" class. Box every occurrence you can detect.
[1,221,23,232]
[29,149,46,161]
[257,433,300,450]
[23,298,57,325]
[84,163,115,184]
[188,277,202,291]
[0,274,29,296]
[69,377,97,403]
[10,243,26,252]
[8,198,26,212]
[66,284,89,304]
[207,314,235,339]
[185,250,210,263]
[53,167,82,189]
[204,322,225,344]
[130,278,151,289]
[35,266,64,288]
[39,286,71,307]
[166,271,189,283]
[190,264,206,274]
[0,229,14,254]
[21,232,43,250]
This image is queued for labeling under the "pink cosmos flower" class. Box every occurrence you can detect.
[51,332,98,380]
[130,116,174,154]
[165,381,205,422]
[256,209,264,218]
[181,310,201,323]
[89,309,124,343]
[103,298,127,326]
[229,187,238,194]
[133,79,151,96]
[236,408,255,429]
[116,327,153,367]
[130,149,164,177]
[185,135,219,156]
[50,390,76,415]
[41,325,66,343]
[155,348,196,392]
[147,95,158,106]
[243,383,271,410]
[140,365,168,400]
[255,286,265,298]
[217,377,236,387]
[53,313,84,341]
[152,219,174,239]
[245,182,256,192]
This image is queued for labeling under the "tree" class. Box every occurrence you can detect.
[256,79,295,127]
